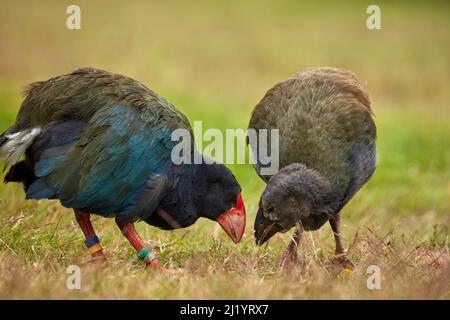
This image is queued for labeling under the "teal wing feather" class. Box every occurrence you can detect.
[28,103,185,220]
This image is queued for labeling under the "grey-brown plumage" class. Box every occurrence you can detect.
[249,67,376,264]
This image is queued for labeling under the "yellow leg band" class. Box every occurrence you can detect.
[87,243,103,254]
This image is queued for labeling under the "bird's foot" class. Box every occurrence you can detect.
[145,257,160,269]
[331,253,354,271]
[90,251,107,263]
[115,219,163,270]
[138,246,162,270]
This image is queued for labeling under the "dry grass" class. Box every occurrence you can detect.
[0,218,448,299]
[0,193,448,299]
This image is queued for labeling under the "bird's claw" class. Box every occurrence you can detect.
[331,254,354,270]
[144,257,160,269]
[90,252,107,264]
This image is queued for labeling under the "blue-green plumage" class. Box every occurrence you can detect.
[2,68,242,229]
[32,104,174,220]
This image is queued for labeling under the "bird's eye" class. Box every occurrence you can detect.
[266,207,274,213]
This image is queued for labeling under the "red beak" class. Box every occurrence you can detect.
[217,192,246,244]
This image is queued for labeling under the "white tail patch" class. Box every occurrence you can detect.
[0,128,41,165]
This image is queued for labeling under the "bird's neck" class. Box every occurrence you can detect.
[156,162,209,224]
[187,162,212,218]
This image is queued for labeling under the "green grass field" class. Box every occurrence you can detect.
[0,1,449,299]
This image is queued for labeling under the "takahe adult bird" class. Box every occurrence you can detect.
[0,68,246,267]
[249,67,376,266]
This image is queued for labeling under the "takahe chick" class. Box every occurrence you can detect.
[0,68,246,267]
[249,67,376,266]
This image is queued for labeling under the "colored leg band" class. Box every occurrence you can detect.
[85,236,103,254]
[84,236,100,248]
[137,247,155,263]
[87,243,104,254]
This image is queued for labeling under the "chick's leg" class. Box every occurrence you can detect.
[329,214,353,268]
[329,214,344,255]
[281,226,303,267]
[74,210,105,259]
[115,218,159,268]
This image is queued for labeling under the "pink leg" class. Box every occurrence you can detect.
[74,210,105,259]
[115,218,159,268]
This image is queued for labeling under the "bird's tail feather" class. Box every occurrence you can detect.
[0,128,42,166]
[1,130,10,173]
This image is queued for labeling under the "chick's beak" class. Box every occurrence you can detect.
[254,205,282,245]
[254,219,282,245]
[217,192,246,243]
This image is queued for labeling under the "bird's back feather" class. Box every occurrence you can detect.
[249,67,376,207]
[5,68,193,221]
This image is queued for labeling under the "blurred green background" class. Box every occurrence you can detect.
[0,0,449,243]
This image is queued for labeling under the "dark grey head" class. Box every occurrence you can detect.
[194,161,246,243]
[254,163,332,245]
[195,162,241,216]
